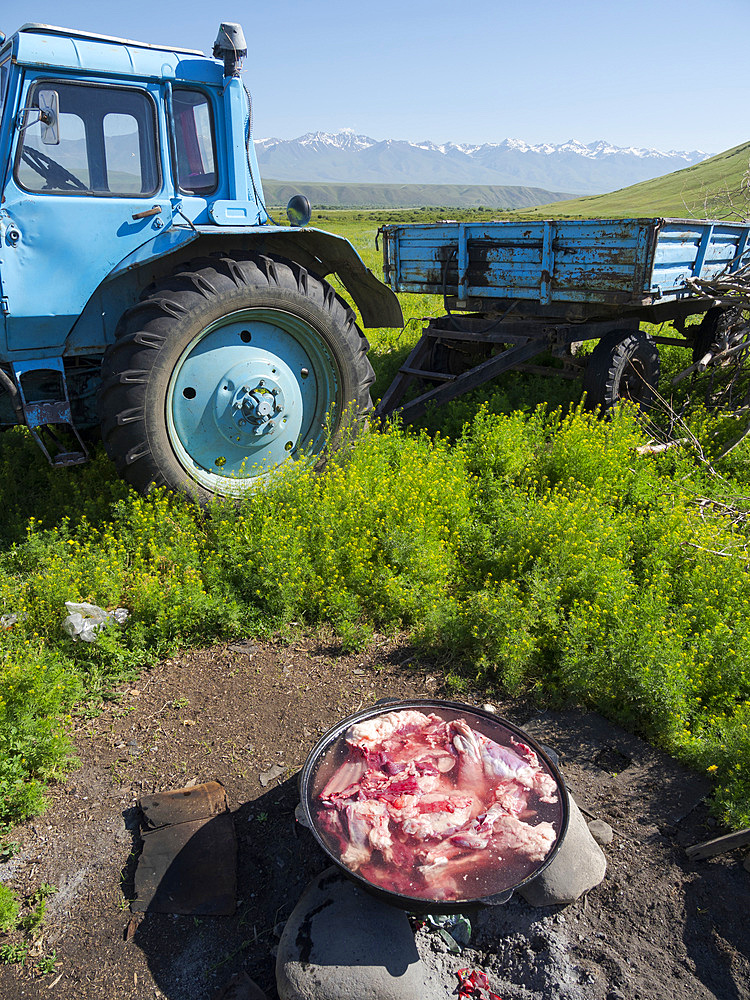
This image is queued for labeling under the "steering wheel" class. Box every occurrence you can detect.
[21,147,88,192]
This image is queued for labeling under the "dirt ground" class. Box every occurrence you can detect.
[0,636,748,1000]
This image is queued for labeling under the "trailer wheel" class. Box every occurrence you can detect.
[583,330,660,411]
[97,254,374,502]
[691,306,750,364]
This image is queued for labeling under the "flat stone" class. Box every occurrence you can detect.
[588,819,614,846]
[276,867,434,1000]
[518,793,606,907]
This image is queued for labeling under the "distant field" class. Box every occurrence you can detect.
[522,141,750,219]
[263,178,572,210]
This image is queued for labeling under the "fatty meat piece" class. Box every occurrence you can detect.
[450,803,556,860]
[491,813,557,861]
[346,710,439,750]
[322,757,442,809]
[450,719,558,803]
[397,792,475,840]
[319,756,367,801]
[340,799,393,871]
[348,712,457,776]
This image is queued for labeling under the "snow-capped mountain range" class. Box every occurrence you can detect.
[255,130,709,195]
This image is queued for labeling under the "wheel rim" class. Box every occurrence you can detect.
[166,307,340,495]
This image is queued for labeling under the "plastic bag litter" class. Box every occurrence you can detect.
[421,913,472,953]
[63,601,129,642]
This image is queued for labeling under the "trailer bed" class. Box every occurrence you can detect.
[381,218,750,317]
[376,217,750,421]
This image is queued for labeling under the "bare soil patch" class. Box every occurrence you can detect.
[0,637,748,1000]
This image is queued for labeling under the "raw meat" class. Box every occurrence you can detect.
[314,708,561,901]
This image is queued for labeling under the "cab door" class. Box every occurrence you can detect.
[0,73,172,354]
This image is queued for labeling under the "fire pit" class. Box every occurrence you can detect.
[299,700,569,912]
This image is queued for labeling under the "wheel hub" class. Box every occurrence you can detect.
[171,342,305,479]
[231,377,288,437]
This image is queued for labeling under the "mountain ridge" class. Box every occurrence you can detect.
[255,130,709,194]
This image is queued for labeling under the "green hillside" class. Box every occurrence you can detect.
[524,141,750,218]
[262,178,572,210]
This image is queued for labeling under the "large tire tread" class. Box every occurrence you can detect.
[98,253,374,500]
[583,330,660,412]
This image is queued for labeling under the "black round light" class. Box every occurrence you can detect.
[287,194,312,228]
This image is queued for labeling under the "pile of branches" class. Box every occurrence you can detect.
[685,260,750,311]
[673,265,750,411]
[635,263,750,466]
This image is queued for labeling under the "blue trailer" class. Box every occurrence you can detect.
[376,218,750,419]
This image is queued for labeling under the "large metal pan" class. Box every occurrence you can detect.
[298,699,569,913]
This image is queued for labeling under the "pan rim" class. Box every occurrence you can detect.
[299,698,570,911]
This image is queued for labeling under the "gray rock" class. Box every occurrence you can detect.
[276,867,435,1000]
[517,793,606,907]
[588,819,614,846]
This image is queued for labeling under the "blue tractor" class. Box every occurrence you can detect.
[0,22,402,499]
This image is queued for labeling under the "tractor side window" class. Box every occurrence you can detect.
[16,81,159,197]
[172,89,217,195]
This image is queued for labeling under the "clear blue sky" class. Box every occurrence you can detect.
[2,0,748,154]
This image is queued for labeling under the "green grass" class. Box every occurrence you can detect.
[0,212,749,870]
[0,882,57,972]
[521,141,750,219]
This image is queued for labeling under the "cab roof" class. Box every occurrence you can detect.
[1,23,222,84]
[17,23,204,55]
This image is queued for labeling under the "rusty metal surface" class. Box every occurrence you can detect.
[140,780,229,829]
[382,218,750,317]
[133,781,237,915]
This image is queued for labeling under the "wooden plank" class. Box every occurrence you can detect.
[685,827,750,860]
[513,363,578,380]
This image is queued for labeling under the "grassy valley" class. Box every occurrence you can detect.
[522,141,750,219]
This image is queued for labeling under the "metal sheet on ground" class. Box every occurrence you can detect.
[133,780,237,915]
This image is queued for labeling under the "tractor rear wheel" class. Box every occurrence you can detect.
[97,254,374,502]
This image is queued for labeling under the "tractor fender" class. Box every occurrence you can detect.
[104,224,404,329]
